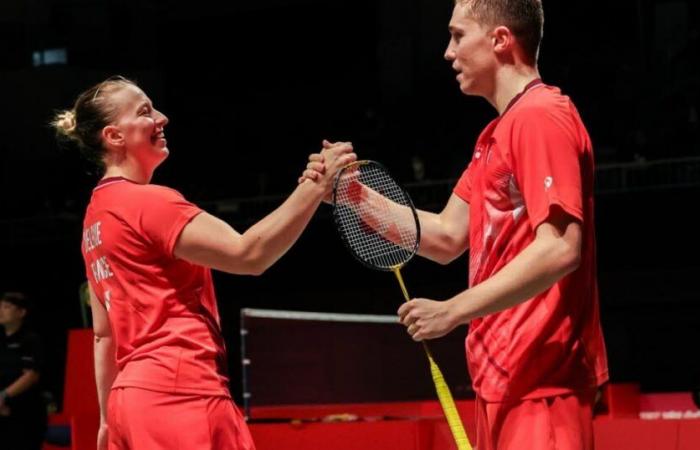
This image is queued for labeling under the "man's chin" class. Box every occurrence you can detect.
[459,84,478,96]
[458,78,484,98]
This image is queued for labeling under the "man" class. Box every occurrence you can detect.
[305,1,608,449]
[0,292,47,450]
[396,1,608,448]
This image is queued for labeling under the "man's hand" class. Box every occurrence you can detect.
[398,298,460,341]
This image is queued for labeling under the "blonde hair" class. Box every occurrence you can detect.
[52,110,77,139]
[455,0,544,65]
[51,76,136,169]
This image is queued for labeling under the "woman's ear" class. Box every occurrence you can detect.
[102,125,124,149]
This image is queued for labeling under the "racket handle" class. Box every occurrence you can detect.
[425,350,472,450]
[392,266,472,450]
[391,267,411,302]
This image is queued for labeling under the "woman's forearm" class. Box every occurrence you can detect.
[94,335,117,423]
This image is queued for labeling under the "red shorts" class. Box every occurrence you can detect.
[107,387,255,450]
[475,392,594,450]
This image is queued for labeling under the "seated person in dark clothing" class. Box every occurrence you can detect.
[0,292,47,450]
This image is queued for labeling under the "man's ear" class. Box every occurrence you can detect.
[492,25,515,55]
[102,125,124,148]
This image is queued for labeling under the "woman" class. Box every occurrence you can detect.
[53,76,355,450]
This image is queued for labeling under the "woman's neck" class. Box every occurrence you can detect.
[102,157,153,184]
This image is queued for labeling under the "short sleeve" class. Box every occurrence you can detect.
[20,332,44,372]
[453,163,475,203]
[137,187,203,257]
[510,109,584,229]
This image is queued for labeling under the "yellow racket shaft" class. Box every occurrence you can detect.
[392,267,472,450]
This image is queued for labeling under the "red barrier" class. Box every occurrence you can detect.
[44,329,700,450]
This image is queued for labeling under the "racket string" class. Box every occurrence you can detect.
[333,161,470,450]
[335,164,418,269]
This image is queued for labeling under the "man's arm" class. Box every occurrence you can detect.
[0,369,40,410]
[399,206,581,340]
[302,151,471,265]
[416,194,470,264]
[341,189,470,265]
[1,370,40,399]
[0,327,44,407]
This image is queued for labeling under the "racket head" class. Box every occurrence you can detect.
[332,160,421,272]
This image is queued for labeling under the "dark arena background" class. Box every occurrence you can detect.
[1,0,699,449]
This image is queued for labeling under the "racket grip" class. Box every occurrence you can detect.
[391,267,411,302]
[392,266,471,449]
[427,354,472,450]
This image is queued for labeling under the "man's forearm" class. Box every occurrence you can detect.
[449,228,580,324]
[2,370,40,398]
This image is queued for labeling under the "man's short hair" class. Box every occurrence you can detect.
[1,292,31,312]
[458,0,544,64]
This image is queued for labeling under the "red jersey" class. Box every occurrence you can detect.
[82,177,230,397]
[453,80,609,402]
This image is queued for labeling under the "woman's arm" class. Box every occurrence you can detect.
[90,285,117,429]
[175,144,356,275]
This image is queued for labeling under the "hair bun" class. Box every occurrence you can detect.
[53,110,77,137]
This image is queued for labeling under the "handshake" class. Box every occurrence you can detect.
[297,140,356,202]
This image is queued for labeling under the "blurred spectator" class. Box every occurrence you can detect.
[0,292,47,450]
[411,155,426,181]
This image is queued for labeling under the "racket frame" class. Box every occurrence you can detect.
[331,160,422,273]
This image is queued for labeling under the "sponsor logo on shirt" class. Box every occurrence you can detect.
[544,176,553,190]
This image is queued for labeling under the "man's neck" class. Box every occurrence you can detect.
[490,65,541,115]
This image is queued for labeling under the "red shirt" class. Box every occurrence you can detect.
[82,177,230,397]
[453,81,609,402]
